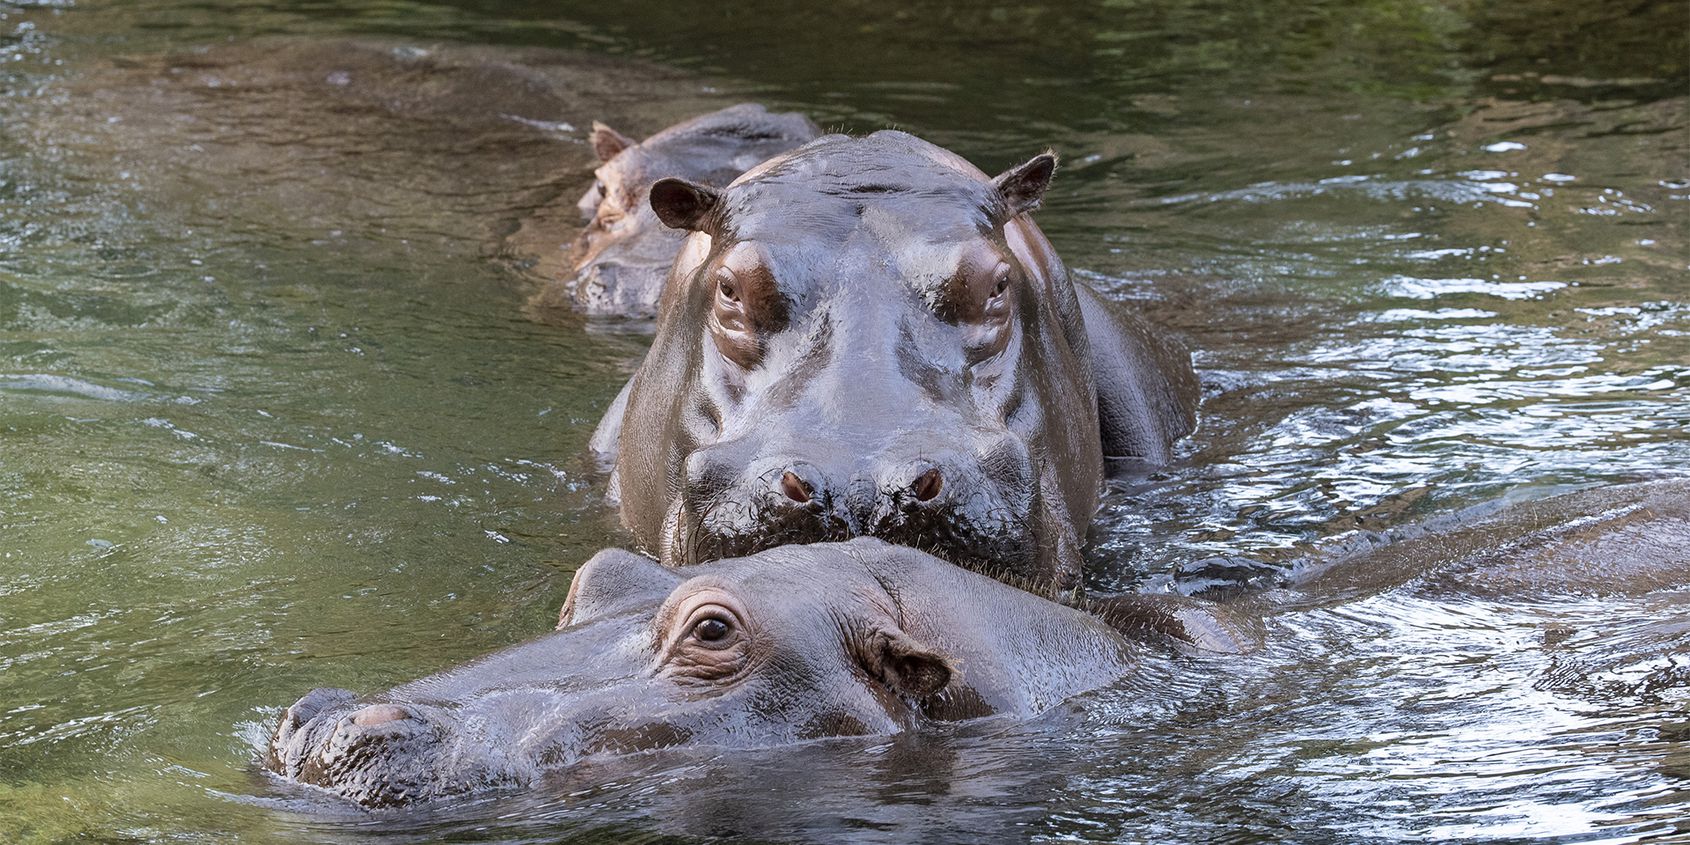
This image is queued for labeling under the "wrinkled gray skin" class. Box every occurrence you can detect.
[568,104,820,317]
[267,481,1690,809]
[594,131,1199,591]
[266,538,1143,808]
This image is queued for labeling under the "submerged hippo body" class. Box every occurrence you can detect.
[1283,478,1690,604]
[558,104,820,317]
[596,131,1199,590]
[266,539,1144,808]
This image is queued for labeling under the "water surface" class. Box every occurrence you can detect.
[1,0,1686,842]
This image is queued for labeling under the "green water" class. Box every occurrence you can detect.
[1,1,1686,842]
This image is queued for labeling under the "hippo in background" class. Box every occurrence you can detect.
[265,480,1690,809]
[528,103,820,317]
[594,130,1200,592]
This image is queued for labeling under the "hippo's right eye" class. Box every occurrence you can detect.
[704,245,788,373]
[709,268,763,369]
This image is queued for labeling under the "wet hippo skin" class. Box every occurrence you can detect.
[266,538,1148,808]
[265,481,1690,809]
[1279,477,1690,604]
[538,103,821,318]
[593,130,1201,592]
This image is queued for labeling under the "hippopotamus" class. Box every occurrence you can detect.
[265,538,1174,808]
[265,480,1690,809]
[559,103,820,317]
[593,130,1200,591]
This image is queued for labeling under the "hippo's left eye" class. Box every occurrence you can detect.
[942,257,1015,363]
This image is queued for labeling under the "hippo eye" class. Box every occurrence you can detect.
[693,616,731,642]
[706,247,787,371]
[663,595,751,683]
[685,611,740,650]
[980,263,1013,321]
[597,207,627,228]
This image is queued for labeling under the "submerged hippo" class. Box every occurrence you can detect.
[557,103,819,317]
[594,130,1200,590]
[266,481,1690,809]
[265,538,1171,808]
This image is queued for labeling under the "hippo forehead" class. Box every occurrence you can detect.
[710,540,892,588]
[719,132,1004,246]
[603,106,817,193]
[570,543,895,630]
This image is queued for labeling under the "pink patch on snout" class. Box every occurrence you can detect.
[349,704,412,727]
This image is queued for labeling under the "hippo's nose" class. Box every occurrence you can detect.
[279,687,358,735]
[349,703,414,727]
[574,261,619,299]
[775,463,824,506]
[769,460,947,518]
[333,702,424,737]
[769,458,945,500]
[890,461,944,504]
[304,702,434,782]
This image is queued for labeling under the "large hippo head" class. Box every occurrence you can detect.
[265,539,1137,807]
[606,131,1106,590]
[568,103,819,317]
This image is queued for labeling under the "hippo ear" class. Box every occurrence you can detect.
[991,151,1057,220]
[590,121,636,162]
[649,177,723,232]
[559,548,677,629]
[862,628,953,698]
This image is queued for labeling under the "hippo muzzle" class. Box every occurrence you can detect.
[673,425,1039,577]
[268,690,476,807]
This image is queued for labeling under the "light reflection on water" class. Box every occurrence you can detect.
[1,0,1686,841]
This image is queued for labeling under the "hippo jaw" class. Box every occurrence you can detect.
[662,425,1043,581]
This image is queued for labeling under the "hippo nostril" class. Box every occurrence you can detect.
[281,687,357,732]
[349,704,413,727]
[911,468,943,502]
[779,470,813,504]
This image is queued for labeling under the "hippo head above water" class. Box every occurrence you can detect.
[265,539,1139,808]
[567,104,820,317]
[594,131,1200,591]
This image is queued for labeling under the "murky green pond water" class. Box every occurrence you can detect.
[1,1,1686,842]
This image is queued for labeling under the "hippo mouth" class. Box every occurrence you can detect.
[665,479,1041,583]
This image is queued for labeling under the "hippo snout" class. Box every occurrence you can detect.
[676,432,1036,573]
[573,259,668,317]
[267,689,459,808]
